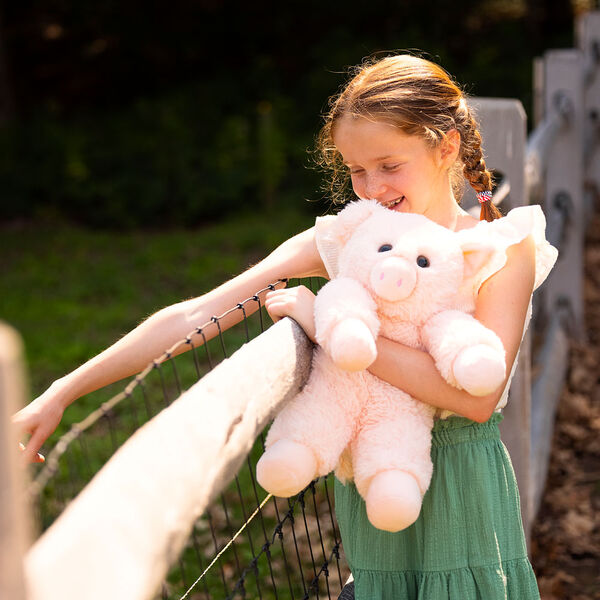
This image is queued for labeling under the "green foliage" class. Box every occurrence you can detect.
[0,89,322,228]
[0,1,576,228]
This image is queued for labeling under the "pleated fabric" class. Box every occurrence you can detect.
[334,414,540,599]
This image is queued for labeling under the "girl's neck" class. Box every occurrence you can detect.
[424,194,469,232]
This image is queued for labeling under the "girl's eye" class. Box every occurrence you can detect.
[349,168,364,175]
[416,255,430,268]
[378,244,393,253]
[382,163,401,172]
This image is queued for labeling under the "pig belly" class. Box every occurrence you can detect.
[380,320,422,350]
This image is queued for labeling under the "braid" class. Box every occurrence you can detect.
[457,108,502,222]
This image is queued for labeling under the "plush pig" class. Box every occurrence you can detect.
[256,200,506,532]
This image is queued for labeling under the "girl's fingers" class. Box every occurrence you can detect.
[265,289,289,301]
[19,442,45,463]
[265,300,288,321]
[20,428,47,464]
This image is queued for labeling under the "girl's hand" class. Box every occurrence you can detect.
[12,383,66,463]
[265,285,317,343]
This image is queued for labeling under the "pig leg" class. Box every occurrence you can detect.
[350,376,435,532]
[257,348,366,497]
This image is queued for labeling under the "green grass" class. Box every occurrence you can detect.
[2,207,315,429]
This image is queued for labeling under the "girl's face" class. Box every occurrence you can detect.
[333,115,459,221]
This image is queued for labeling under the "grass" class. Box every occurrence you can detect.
[2,207,316,435]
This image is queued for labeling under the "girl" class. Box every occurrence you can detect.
[15,54,555,599]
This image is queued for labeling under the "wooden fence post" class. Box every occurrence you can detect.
[541,49,586,338]
[466,98,527,213]
[528,48,586,522]
[0,322,31,600]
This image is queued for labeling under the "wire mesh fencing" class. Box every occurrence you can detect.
[27,277,351,599]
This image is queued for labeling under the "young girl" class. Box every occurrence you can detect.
[15,54,555,599]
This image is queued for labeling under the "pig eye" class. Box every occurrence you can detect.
[378,244,393,252]
[416,255,430,268]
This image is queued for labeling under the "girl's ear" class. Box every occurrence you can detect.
[459,239,495,282]
[438,128,461,169]
[333,199,383,246]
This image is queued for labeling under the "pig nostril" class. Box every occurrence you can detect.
[396,279,402,287]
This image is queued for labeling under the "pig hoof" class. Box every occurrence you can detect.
[330,318,376,371]
[365,470,422,532]
[453,344,506,396]
[256,439,317,497]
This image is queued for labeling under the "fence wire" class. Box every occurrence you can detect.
[27,277,351,600]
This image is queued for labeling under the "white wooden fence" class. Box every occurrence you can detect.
[3,10,600,600]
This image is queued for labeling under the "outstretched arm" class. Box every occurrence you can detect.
[367,235,536,422]
[13,226,327,462]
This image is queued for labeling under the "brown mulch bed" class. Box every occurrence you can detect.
[530,212,600,600]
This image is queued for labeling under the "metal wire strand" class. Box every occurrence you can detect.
[234,474,264,598]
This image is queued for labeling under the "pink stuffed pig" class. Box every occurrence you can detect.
[256,200,506,532]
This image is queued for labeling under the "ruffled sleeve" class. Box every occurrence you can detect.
[314,214,339,279]
[467,204,558,296]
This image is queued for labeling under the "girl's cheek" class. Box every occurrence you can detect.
[350,176,365,198]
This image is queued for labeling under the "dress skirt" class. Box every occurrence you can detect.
[334,414,540,599]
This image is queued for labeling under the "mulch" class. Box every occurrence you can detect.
[530,211,600,600]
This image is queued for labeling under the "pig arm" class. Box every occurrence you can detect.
[420,310,506,397]
[314,278,381,371]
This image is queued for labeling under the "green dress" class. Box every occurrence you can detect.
[335,414,540,599]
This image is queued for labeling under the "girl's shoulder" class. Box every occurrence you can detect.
[458,204,559,295]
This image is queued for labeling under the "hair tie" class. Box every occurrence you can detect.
[476,190,492,204]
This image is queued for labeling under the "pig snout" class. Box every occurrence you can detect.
[370,257,417,301]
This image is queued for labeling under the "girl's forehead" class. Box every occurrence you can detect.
[333,115,428,164]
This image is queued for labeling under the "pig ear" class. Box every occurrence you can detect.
[332,199,383,246]
[460,239,496,281]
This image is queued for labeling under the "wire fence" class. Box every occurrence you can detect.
[27,277,351,600]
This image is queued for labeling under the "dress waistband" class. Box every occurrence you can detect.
[431,413,503,447]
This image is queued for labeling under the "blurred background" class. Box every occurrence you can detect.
[1,1,598,598]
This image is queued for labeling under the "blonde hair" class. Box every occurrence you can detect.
[315,54,501,222]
